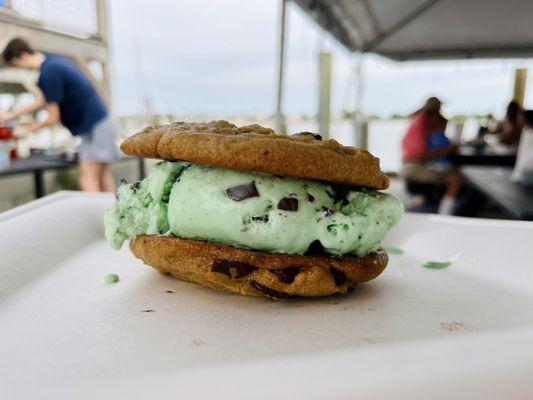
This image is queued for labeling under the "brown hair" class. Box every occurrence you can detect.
[506,100,522,123]
[2,37,35,63]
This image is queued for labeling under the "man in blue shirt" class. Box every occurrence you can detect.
[0,38,117,192]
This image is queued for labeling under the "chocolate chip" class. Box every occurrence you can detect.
[131,181,141,192]
[327,224,337,234]
[252,215,269,222]
[322,207,334,217]
[271,267,301,284]
[330,268,347,286]
[305,240,325,255]
[250,281,291,298]
[306,192,315,202]
[292,131,323,141]
[115,179,128,199]
[212,260,257,279]
[326,185,350,205]
[277,197,298,211]
[226,181,259,201]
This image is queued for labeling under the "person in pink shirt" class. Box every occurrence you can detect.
[401,97,463,215]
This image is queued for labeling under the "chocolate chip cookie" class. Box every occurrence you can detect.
[120,120,389,190]
[131,236,388,298]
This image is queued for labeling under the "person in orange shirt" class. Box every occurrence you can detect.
[401,97,463,215]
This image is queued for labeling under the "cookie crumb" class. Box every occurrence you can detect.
[141,309,155,313]
[104,273,119,284]
[440,321,471,331]
[192,339,206,346]
[359,336,380,344]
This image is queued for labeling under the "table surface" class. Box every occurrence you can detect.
[0,155,75,177]
[461,166,533,220]
[453,146,517,166]
[0,154,139,177]
[458,145,516,156]
[2,192,533,399]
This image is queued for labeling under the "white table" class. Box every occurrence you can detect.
[1,192,533,399]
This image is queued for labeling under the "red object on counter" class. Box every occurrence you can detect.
[0,126,18,160]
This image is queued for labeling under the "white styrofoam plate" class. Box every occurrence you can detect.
[1,192,533,399]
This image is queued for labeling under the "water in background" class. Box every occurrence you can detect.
[285,118,481,173]
[285,119,406,172]
[118,115,483,174]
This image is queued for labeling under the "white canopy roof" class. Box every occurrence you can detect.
[293,0,533,60]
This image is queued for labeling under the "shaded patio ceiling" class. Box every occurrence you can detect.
[292,0,533,60]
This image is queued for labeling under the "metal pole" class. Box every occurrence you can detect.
[317,52,332,139]
[275,0,287,134]
[353,54,368,149]
[34,170,44,198]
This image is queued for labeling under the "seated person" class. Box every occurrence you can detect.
[492,101,524,147]
[427,115,452,166]
[477,114,495,140]
[401,97,463,215]
[512,109,533,182]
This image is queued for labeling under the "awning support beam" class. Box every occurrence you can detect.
[274,0,287,134]
[363,0,442,52]
[317,51,332,139]
[353,54,368,149]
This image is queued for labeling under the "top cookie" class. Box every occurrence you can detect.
[120,120,389,189]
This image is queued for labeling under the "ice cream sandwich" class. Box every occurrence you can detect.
[105,120,403,298]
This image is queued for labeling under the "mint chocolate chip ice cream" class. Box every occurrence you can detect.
[104,161,187,250]
[105,161,403,256]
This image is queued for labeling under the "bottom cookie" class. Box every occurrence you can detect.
[130,236,389,299]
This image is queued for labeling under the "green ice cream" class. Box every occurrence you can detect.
[105,161,403,256]
[104,161,187,249]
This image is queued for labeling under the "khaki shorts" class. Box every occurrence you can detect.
[78,115,119,163]
[401,162,450,184]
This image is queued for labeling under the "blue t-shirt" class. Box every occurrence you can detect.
[37,54,107,135]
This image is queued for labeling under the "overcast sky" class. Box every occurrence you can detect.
[108,0,533,118]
